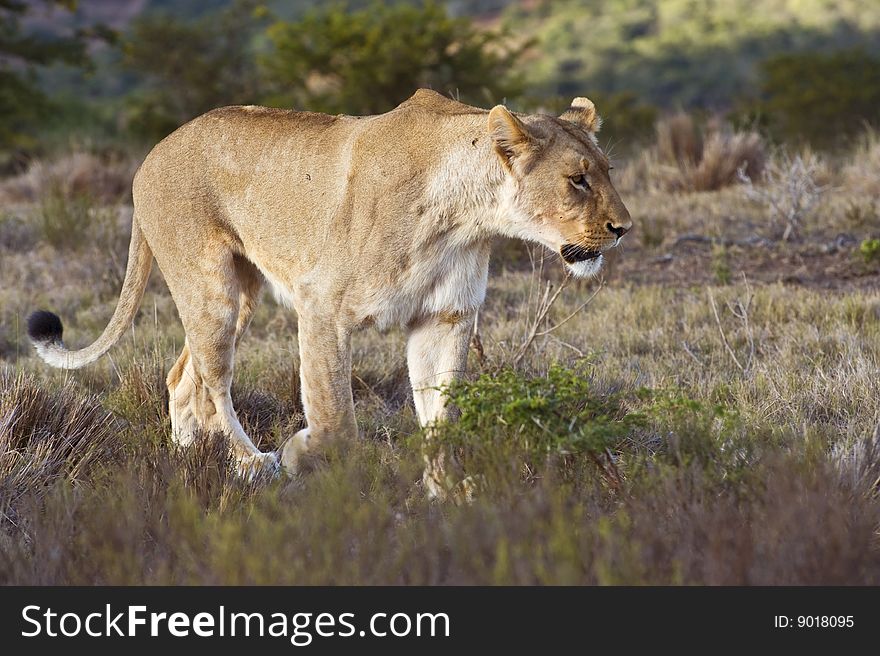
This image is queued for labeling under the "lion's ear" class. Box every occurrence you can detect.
[487,105,534,169]
[560,97,602,134]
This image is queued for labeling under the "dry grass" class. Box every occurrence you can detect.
[843,129,880,197]
[1,139,879,584]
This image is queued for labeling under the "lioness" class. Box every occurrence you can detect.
[27,89,631,493]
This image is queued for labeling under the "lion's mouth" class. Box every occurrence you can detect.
[560,244,602,264]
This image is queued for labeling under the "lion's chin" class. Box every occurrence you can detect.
[564,253,603,278]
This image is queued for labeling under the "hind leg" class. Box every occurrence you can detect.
[165,253,275,477]
[167,341,199,447]
[167,256,262,447]
[233,255,264,347]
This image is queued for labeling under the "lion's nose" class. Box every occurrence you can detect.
[606,221,630,239]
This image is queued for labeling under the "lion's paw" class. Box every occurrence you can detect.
[423,468,484,505]
[279,428,311,477]
[236,450,280,482]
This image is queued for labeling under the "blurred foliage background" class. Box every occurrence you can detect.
[3,0,880,167]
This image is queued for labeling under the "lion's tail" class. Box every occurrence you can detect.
[27,213,153,370]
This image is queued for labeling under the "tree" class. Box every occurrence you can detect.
[122,0,269,141]
[0,0,89,155]
[262,1,528,115]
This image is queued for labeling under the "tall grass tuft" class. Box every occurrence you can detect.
[0,372,120,525]
[624,113,766,192]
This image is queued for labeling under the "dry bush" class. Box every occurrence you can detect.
[739,151,826,241]
[624,113,766,193]
[0,151,138,206]
[655,113,704,170]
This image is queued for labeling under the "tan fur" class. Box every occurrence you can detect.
[29,89,631,488]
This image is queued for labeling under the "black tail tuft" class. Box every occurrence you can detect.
[27,310,64,344]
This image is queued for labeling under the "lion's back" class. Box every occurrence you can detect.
[132,104,361,201]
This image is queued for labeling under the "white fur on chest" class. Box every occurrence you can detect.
[364,241,489,331]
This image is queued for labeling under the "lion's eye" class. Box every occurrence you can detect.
[569,174,590,191]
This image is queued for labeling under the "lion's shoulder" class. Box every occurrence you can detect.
[394,89,487,118]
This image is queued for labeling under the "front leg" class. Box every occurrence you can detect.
[407,312,475,498]
[280,315,356,475]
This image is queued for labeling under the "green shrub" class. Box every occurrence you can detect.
[431,363,644,483]
[121,1,268,143]
[428,367,779,496]
[859,238,880,265]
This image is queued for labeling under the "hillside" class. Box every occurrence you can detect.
[506,0,880,108]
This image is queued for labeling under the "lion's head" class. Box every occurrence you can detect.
[488,98,632,277]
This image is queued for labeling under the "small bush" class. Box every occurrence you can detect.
[0,211,35,251]
[637,214,667,248]
[843,200,878,230]
[638,392,767,492]
[33,185,122,250]
[711,244,732,285]
[432,363,644,486]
